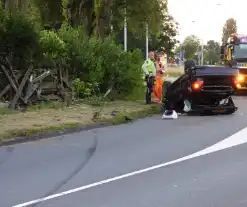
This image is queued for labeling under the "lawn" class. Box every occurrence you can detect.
[0,101,160,141]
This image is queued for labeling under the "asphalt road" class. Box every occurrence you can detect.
[1,96,247,207]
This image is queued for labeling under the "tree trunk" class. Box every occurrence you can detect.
[84,0,95,36]
[18,0,28,11]
[5,0,19,11]
[95,0,113,38]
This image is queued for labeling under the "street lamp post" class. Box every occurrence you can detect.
[124,4,127,51]
[124,5,149,58]
[146,23,148,59]
[201,37,204,65]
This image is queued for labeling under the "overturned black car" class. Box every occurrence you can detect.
[161,60,240,115]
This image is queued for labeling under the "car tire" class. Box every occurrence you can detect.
[162,81,172,103]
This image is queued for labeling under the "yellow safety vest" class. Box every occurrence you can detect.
[142,59,156,76]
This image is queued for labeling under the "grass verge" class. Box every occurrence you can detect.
[166,67,183,77]
[165,71,183,77]
[0,102,160,145]
[101,104,160,125]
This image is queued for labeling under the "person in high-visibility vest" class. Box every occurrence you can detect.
[142,52,158,103]
[142,52,156,77]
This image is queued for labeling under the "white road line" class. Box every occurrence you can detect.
[13,126,247,207]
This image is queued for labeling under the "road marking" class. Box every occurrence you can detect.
[13,126,247,207]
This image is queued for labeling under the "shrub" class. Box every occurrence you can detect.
[57,25,88,78]
[0,9,40,69]
[39,30,68,67]
[58,26,144,100]
[72,78,99,99]
[112,49,144,97]
[0,10,146,105]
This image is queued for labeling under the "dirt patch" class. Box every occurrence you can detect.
[0,101,153,139]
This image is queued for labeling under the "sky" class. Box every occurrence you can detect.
[168,0,247,44]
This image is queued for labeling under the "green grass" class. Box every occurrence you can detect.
[0,107,16,115]
[0,83,162,143]
[102,104,160,124]
[0,104,160,142]
[27,101,66,111]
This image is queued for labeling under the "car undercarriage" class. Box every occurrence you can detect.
[161,61,240,116]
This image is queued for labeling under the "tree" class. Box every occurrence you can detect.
[2,0,18,10]
[32,0,175,41]
[204,40,220,64]
[114,14,178,56]
[205,40,220,52]
[33,0,63,29]
[149,15,178,54]
[2,0,29,11]
[222,18,237,44]
[107,0,173,38]
[2,0,179,57]
[114,0,178,55]
[181,35,200,60]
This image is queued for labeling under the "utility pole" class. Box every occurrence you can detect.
[201,37,204,65]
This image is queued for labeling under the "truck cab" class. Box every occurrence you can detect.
[220,33,247,89]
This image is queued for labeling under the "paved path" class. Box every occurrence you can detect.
[1,97,247,207]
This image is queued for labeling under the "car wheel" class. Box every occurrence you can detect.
[162,81,172,103]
